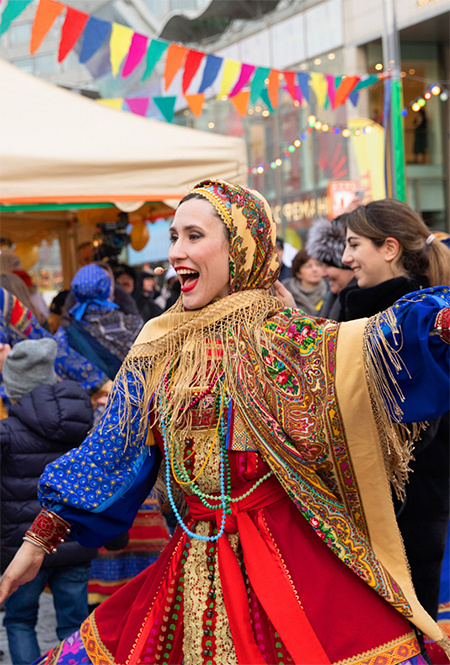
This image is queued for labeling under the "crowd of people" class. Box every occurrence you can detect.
[0,183,449,665]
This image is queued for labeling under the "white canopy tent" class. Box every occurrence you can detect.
[0,60,248,284]
[0,59,247,206]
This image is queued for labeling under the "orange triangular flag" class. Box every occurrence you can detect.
[230,90,250,117]
[30,0,65,54]
[185,93,205,118]
[334,75,360,107]
[164,43,187,91]
[267,69,280,109]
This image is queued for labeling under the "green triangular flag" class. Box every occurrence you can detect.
[250,67,270,105]
[260,88,274,114]
[0,0,34,36]
[142,39,168,82]
[153,96,177,123]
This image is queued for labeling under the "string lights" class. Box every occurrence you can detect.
[401,82,449,116]
[248,116,377,174]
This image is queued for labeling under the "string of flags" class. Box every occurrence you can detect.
[248,116,379,174]
[0,0,388,121]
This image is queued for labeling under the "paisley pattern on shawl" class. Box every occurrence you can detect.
[230,307,412,616]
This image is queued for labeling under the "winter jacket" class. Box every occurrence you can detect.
[0,380,97,571]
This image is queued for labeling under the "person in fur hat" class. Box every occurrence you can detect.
[306,215,357,321]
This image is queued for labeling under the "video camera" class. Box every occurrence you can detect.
[93,212,130,263]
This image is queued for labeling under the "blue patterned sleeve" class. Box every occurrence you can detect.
[38,368,161,547]
[53,326,108,394]
[371,287,449,423]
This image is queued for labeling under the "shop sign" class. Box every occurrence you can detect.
[327,180,360,218]
[272,193,328,228]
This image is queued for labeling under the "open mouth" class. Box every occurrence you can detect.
[176,268,200,292]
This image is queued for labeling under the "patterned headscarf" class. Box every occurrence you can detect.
[188,180,280,291]
[70,264,119,321]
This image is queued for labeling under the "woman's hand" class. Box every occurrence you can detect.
[273,280,296,309]
[0,541,45,603]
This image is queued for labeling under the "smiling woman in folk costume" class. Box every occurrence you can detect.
[1,180,450,665]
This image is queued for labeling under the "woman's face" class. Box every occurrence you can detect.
[169,198,230,310]
[342,230,399,288]
[296,259,323,289]
[116,273,134,294]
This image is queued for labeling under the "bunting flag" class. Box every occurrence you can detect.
[110,22,134,76]
[334,75,360,107]
[142,39,168,82]
[185,93,205,118]
[283,71,297,102]
[98,98,123,110]
[122,32,148,78]
[0,0,387,123]
[79,16,111,63]
[230,89,250,117]
[353,74,379,92]
[218,59,240,98]
[182,50,204,93]
[58,6,88,62]
[309,72,328,109]
[30,0,64,54]
[267,69,280,109]
[294,85,303,105]
[260,88,274,114]
[228,63,255,98]
[198,54,223,93]
[125,96,149,116]
[164,43,187,90]
[297,72,310,104]
[250,66,270,105]
[153,96,177,122]
[0,0,33,36]
[326,74,336,109]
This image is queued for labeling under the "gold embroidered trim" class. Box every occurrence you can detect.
[335,632,419,665]
[183,522,237,665]
[81,614,116,665]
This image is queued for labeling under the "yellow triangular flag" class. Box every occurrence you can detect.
[109,23,134,77]
[217,59,240,98]
[98,98,123,110]
[309,72,328,109]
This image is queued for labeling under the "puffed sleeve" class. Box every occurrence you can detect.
[367,287,449,423]
[38,367,161,547]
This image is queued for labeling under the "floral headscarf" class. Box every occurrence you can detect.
[188,179,280,291]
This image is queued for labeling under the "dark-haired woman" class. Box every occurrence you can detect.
[282,249,327,315]
[342,199,450,653]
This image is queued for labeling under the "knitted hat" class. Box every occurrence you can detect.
[0,247,22,274]
[3,338,58,401]
[306,216,350,269]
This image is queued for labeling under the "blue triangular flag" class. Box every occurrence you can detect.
[296,72,310,104]
[260,88,273,113]
[349,91,359,107]
[79,16,111,64]
[198,55,222,93]
[153,96,177,123]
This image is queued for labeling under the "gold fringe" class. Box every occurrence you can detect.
[363,310,427,499]
[437,633,450,658]
[111,290,282,450]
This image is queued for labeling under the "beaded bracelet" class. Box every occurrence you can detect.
[24,510,71,554]
[435,307,450,345]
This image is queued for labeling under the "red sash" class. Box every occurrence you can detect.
[185,477,331,665]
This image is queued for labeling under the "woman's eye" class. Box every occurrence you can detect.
[169,236,177,244]
[189,234,202,241]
